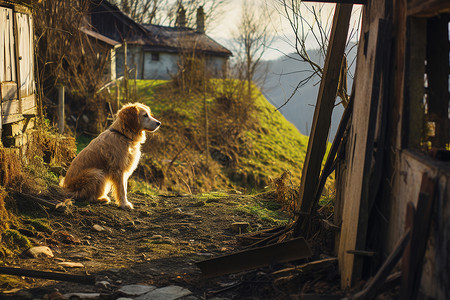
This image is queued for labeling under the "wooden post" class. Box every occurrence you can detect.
[295,4,353,233]
[124,41,128,102]
[58,85,64,134]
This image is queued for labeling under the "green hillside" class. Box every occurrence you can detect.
[103,79,310,193]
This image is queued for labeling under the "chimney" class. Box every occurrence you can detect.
[176,5,186,28]
[196,6,205,33]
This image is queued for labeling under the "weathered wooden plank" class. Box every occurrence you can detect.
[2,113,22,125]
[295,3,353,232]
[21,94,35,111]
[0,81,18,101]
[408,0,450,17]
[400,175,436,300]
[15,12,34,97]
[349,229,411,300]
[1,7,16,82]
[302,0,366,4]
[0,8,5,82]
[196,237,312,278]
[338,18,391,288]
[2,99,20,116]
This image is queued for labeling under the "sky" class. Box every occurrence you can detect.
[207,0,362,61]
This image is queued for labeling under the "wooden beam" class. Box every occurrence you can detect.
[302,0,366,4]
[400,175,436,300]
[196,237,312,278]
[0,266,95,285]
[295,3,353,232]
[408,0,450,17]
[349,229,411,300]
[338,18,392,288]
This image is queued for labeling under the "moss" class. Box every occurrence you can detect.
[0,187,9,233]
[2,229,32,250]
[29,219,53,234]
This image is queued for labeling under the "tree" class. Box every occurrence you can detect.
[234,0,275,98]
[110,0,228,31]
[109,0,167,24]
[34,0,113,132]
[274,1,361,107]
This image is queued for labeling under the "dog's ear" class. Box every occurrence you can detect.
[118,105,140,131]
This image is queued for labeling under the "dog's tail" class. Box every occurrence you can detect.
[60,168,105,201]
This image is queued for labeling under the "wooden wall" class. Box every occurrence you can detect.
[0,2,36,144]
[335,0,450,298]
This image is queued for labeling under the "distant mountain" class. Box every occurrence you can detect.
[256,45,357,141]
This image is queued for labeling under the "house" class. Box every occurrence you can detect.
[0,0,37,148]
[80,27,121,82]
[294,0,450,298]
[88,0,232,80]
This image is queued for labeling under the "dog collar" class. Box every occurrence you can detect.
[109,128,133,141]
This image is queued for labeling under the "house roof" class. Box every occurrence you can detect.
[142,24,232,57]
[80,27,121,47]
[89,0,232,57]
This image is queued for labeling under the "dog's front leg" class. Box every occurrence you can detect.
[113,174,134,209]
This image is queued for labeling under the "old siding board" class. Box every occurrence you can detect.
[387,151,450,299]
[0,81,17,101]
[15,12,34,97]
[1,7,16,82]
[295,4,353,230]
[1,95,34,118]
[338,18,391,287]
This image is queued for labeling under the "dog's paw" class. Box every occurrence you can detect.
[97,196,111,204]
[121,201,134,210]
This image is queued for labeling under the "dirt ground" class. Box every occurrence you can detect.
[0,191,343,299]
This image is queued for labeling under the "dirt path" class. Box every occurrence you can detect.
[1,192,305,299]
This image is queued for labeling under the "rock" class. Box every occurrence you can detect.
[58,261,84,268]
[230,222,250,233]
[26,246,54,258]
[135,286,191,300]
[118,284,156,296]
[95,280,111,289]
[63,293,100,299]
[48,291,65,300]
[92,224,105,232]
[150,235,163,240]
[15,290,33,299]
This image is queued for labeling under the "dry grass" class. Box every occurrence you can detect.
[270,170,298,217]
[0,187,9,235]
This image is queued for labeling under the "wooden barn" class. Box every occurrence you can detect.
[0,0,36,148]
[290,0,450,299]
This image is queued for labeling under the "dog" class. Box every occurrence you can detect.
[60,103,161,209]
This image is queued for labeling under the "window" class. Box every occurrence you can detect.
[405,14,450,156]
[151,53,160,61]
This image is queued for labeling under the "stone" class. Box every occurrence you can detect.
[150,235,163,240]
[135,285,192,300]
[58,261,84,268]
[118,284,156,296]
[230,222,250,233]
[92,224,105,232]
[63,293,101,299]
[26,246,54,258]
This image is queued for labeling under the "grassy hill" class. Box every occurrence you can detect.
[105,79,309,194]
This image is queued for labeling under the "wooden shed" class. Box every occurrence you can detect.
[0,0,36,148]
[292,0,450,299]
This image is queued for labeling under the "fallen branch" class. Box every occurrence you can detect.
[0,266,96,285]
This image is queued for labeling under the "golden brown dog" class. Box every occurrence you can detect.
[60,103,160,209]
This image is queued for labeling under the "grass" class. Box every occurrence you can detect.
[96,78,336,201]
